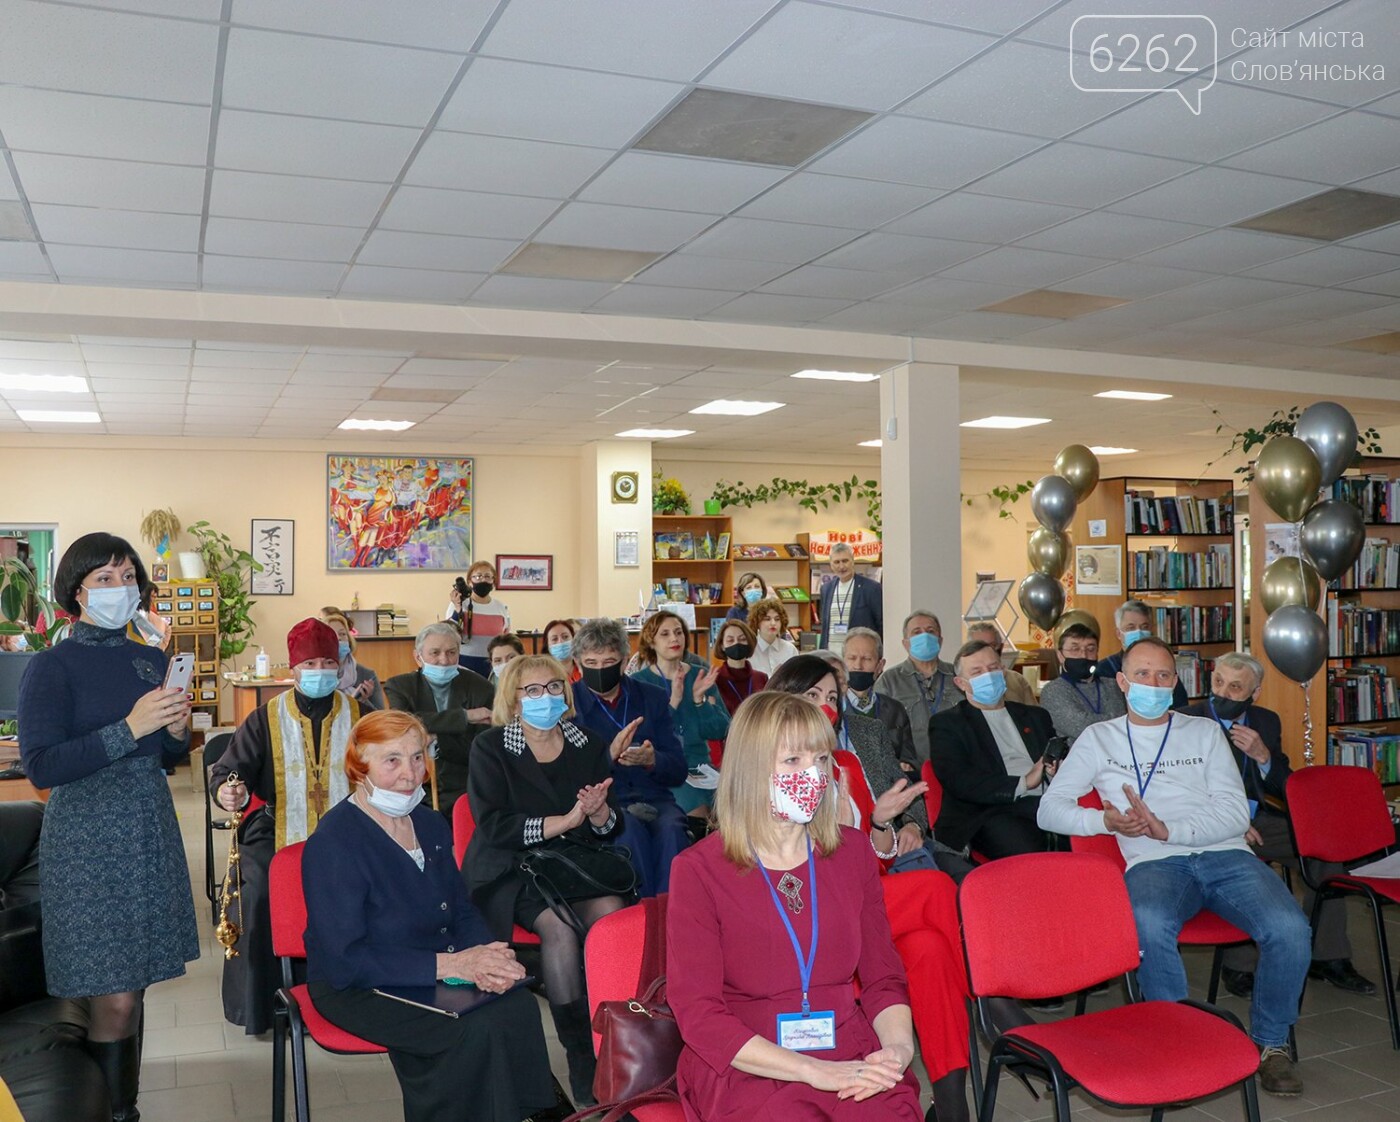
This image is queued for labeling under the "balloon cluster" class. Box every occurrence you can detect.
[1253,403,1366,765]
[1018,445,1101,635]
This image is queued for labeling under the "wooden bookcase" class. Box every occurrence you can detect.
[151,579,222,729]
[1068,476,1236,702]
[652,514,733,655]
[729,540,811,633]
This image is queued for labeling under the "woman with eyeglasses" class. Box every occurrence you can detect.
[463,654,630,1106]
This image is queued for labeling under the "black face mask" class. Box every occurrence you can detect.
[1061,657,1096,682]
[470,581,494,598]
[1210,694,1250,721]
[581,662,623,695]
[846,669,876,692]
[720,643,753,662]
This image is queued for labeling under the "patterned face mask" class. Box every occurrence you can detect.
[770,766,829,823]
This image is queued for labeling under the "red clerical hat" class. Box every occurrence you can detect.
[287,618,338,667]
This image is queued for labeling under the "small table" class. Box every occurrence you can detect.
[0,741,47,803]
[229,679,295,726]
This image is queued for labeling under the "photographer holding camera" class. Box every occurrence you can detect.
[443,560,510,679]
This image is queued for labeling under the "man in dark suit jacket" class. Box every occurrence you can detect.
[1185,652,1375,997]
[818,542,883,651]
[928,639,1057,859]
[384,622,494,820]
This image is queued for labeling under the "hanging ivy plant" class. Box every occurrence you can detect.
[1202,406,1384,483]
[708,475,882,535]
[960,480,1035,519]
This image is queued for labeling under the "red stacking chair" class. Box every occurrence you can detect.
[1072,790,1252,1006]
[268,842,388,1122]
[959,852,1262,1122]
[1287,765,1400,1049]
[921,759,990,866]
[582,904,686,1121]
[452,796,542,947]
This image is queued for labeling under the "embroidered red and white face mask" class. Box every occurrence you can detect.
[770,766,829,823]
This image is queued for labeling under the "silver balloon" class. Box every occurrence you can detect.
[1018,572,1065,631]
[1031,474,1078,533]
[1295,401,1358,489]
[1262,604,1328,685]
[1301,498,1365,581]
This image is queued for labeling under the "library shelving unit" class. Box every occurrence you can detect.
[151,578,222,729]
[795,531,881,636]
[1068,476,1236,702]
[652,513,733,655]
[1319,456,1400,788]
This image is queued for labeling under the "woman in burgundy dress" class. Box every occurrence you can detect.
[666,690,922,1121]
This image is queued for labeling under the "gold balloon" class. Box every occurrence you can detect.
[1054,609,1101,639]
[1260,556,1322,615]
[1254,435,1321,523]
[1054,443,1101,502]
[1027,527,1070,579]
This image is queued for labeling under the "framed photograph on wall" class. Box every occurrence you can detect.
[327,454,474,570]
[251,518,295,595]
[496,554,553,591]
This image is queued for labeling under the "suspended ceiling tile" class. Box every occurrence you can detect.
[11,154,207,213]
[632,253,790,291]
[1108,166,1330,226]
[405,132,612,197]
[736,174,932,229]
[442,274,618,311]
[532,203,716,254]
[379,186,560,240]
[684,217,858,263]
[1132,229,1312,274]
[46,246,197,286]
[232,0,496,50]
[1016,213,1206,258]
[704,291,855,323]
[1224,111,1400,185]
[885,192,1082,243]
[203,217,366,263]
[809,116,1043,190]
[28,204,200,254]
[358,230,519,272]
[589,284,741,318]
[0,87,210,165]
[216,110,420,181]
[815,232,985,274]
[970,144,1194,209]
[578,152,785,214]
[759,264,916,300]
[208,170,391,227]
[937,246,1108,287]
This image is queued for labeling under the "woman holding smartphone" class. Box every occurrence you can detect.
[18,532,199,1122]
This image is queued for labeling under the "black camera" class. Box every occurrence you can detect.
[453,576,469,599]
[1042,736,1070,767]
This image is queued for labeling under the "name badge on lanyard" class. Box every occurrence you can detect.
[756,839,836,1051]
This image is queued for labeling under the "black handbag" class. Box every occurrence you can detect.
[520,839,638,937]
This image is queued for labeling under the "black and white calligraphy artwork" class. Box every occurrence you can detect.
[251,519,295,595]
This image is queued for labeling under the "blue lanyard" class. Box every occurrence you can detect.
[592,687,630,732]
[1206,697,1247,731]
[721,674,754,707]
[1070,678,1102,715]
[916,672,946,715]
[754,839,819,1016]
[1126,714,1174,798]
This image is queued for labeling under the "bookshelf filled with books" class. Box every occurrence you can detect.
[652,514,733,655]
[1069,477,1236,702]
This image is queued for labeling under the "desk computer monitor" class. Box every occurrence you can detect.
[0,651,35,721]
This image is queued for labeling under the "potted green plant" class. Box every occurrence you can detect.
[653,476,692,515]
[186,521,264,662]
[0,556,67,650]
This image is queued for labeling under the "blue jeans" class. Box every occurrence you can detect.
[614,801,689,897]
[1124,849,1310,1048]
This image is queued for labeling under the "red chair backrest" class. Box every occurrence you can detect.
[1066,789,1128,869]
[583,902,648,1050]
[1288,765,1396,864]
[920,760,943,826]
[453,796,474,867]
[959,852,1140,1000]
[268,841,308,960]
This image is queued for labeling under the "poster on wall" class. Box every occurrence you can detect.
[327,454,474,571]
[1074,544,1123,597]
[250,518,294,595]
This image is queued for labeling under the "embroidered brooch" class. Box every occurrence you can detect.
[133,659,163,685]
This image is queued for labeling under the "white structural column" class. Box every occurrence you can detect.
[577,441,653,618]
[879,363,962,661]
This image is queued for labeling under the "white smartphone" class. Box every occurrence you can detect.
[163,653,195,693]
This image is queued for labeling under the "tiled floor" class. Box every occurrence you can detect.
[152,775,1399,1122]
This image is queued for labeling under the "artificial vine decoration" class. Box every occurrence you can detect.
[709,475,882,535]
[960,480,1035,519]
[1202,406,1384,483]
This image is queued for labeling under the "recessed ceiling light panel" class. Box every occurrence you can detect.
[960,416,1051,430]
[0,373,89,393]
[338,418,416,431]
[616,428,695,439]
[17,409,100,423]
[1094,390,1173,401]
[689,399,785,416]
[792,370,880,383]
[858,439,882,447]
[1089,446,1138,455]
[1233,187,1400,242]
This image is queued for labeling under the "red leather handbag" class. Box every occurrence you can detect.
[590,976,681,1103]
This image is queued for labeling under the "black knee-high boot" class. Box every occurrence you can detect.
[930,1067,970,1122]
[86,1036,141,1122]
[548,999,597,1107]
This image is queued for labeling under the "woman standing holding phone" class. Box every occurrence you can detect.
[18,532,200,1122]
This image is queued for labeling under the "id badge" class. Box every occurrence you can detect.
[1246,798,1259,821]
[831,624,849,637]
[776,1011,837,1051]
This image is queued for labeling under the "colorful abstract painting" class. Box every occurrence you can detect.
[327,454,474,570]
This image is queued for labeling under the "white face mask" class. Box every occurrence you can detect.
[83,584,141,630]
[769,765,829,824]
[365,781,425,818]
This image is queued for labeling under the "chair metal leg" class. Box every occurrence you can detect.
[1207,946,1226,1005]
[967,1009,983,1109]
[1150,1109,1165,1122]
[1047,1067,1072,1122]
[272,1008,287,1121]
[289,1016,311,1122]
[1367,898,1399,1050]
[1241,1072,1262,1122]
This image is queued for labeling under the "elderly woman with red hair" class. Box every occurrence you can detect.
[303,710,559,1122]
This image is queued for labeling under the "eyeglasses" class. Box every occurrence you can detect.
[517,680,567,699]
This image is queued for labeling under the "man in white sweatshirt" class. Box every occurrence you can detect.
[1038,637,1310,1098]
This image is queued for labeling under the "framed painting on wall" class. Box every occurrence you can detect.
[327,454,474,570]
[496,554,553,591]
[250,518,295,595]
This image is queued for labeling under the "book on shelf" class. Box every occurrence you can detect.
[1329,602,1400,657]
[1130,543,1233,590]
[715,532,731,560]
[664,577,689,603]
[1150,604,1233,644]
[1328,663,1400,724]
[1123,489,1233,535]
[736,544,780,559]
[654,532,695,561]
[1338,536,1400,589]
[1173,651,1217,698]
[1327,727,1400,783]
[784,542,808,558]
[1332,474,1399,524]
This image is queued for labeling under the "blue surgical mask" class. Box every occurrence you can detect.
[297,668,339,699]
[421,663,459,686]
[969,669,1007,706]
[548,640,574,662]
[908,632,941,662]
[337,640,351,661]
[521,693,567,731]
[1122,629,1151,649]
[83,584,141,630]
[743,587,763,604]
[1126,682,1174,720]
